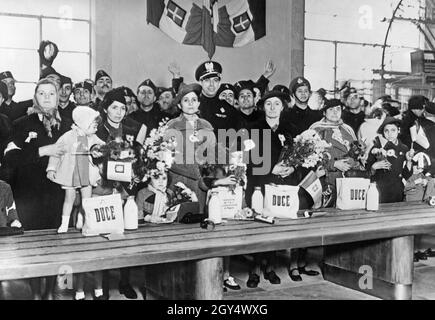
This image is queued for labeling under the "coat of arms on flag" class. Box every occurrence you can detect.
[299,171,323,209]
[147,0,266,58]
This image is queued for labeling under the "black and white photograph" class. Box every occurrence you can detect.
[0,0,435,305]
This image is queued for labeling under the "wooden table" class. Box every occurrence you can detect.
[1,202,435,300]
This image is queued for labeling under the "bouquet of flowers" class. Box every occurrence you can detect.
[281,130,331,169]
[140,119,177,180]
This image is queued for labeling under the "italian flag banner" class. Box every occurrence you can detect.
[147,0,266,58]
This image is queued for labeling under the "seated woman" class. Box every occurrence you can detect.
[309,99,359,201]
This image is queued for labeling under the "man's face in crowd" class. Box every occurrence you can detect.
[59,83,72,103]
[325,105,343,123]
[346,92,360,110]
[137,85,156,107]
[201,76,220,98]
[74,88,91,106]
[2,77,16,99]
[238,89,254,110]
[295,85,310,103]
[95,76,112,97]
[158,91,174,111]
[218,89,235,106]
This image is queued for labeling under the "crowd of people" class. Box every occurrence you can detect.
[1,49,435,300]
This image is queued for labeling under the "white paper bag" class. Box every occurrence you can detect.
[336,178,370,210]
[206,186,243,219]
[263,184,299,219]
[107,161,132,182]
[82,194,124,236]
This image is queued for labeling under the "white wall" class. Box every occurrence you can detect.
[92,0,304,90]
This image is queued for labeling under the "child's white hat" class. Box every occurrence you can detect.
[72,106,100,130]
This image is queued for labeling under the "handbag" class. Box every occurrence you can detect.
[107,161,132,183]
[263,184,299,219]
[336,177,370,210]
[81,194,124,236]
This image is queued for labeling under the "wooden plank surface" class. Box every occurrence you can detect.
[1,202,435,280]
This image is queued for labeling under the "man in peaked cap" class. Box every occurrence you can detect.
[0,71,31,121]
[128,78,166,137]
[283,76,322,135]
[94,70,113,111]
[195,60,241,135]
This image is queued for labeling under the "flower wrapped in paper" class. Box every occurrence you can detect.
[280,129,331,169]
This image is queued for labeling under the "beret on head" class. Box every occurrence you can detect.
[0,71,13,81]
[233,81,254,99]
[60,75,72,86]
[174,83,202,106]
[408,95,428,110]
[72,106,101,130]
[95,69,111,83]
[157,87,175,99]
[377,116,402,134]
[217,83,236,97]
[100,87,126,110]
[321,98,344,112]
[195,61,222,81]
[137,79,157,95]
[289,77,311,95]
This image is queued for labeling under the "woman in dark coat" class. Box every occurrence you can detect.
[0,78,68,299]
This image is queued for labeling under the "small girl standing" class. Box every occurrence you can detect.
[366,117,413,203]
[47,106,104,233]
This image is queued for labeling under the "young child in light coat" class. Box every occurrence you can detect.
[46,106,104,233]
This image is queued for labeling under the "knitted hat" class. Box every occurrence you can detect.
[0,71,13,81]
[258,90,288,107]
[195,61,222,81]
[272,85,291,102]
[0,82,8,99]
[95,69,111,83]
[40,66,60,80]
[72,106,101,131]
[137,79,157,95]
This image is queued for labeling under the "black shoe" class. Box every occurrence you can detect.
[119,282,137,299]
[264,270,281,284]
[415,251,428,261]
[298,266,320,276]
[424,248,435,257]
[93,295,108,300]
[246,273,260,288]
[288,268,302,282]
